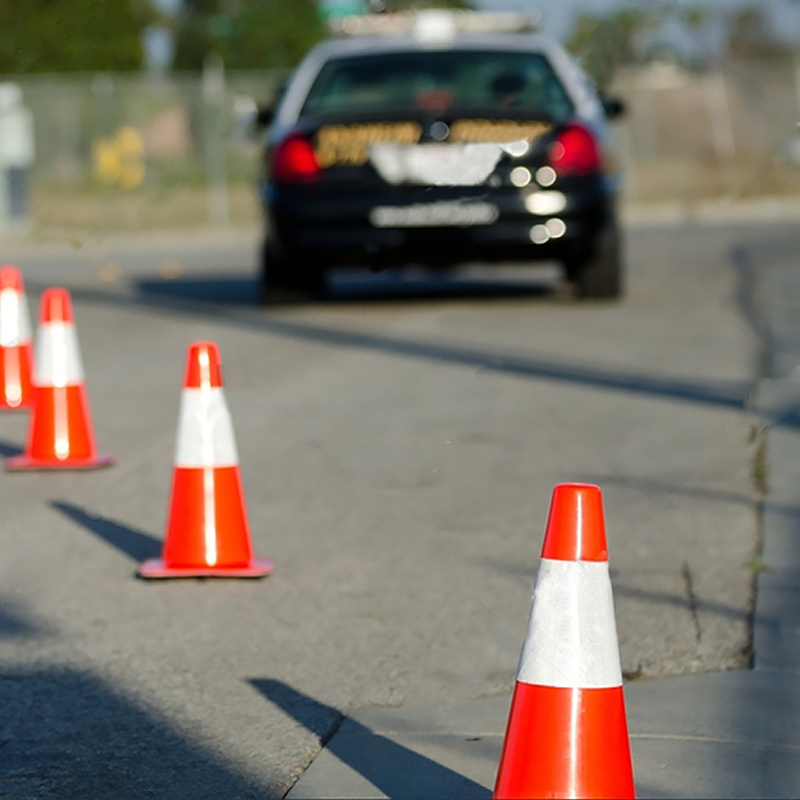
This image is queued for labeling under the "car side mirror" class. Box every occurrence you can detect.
[255,79,289,129]
[601,96,626,120]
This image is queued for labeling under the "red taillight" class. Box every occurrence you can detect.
[546,123,601,176]
[271,134,320,183]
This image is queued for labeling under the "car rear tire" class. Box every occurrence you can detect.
[567,227,624,300]
[260,240,327,304]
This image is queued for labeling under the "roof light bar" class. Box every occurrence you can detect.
[328,10,541,39]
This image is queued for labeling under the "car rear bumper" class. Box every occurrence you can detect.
[264,182,618,268]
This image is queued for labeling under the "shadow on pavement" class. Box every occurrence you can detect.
[0,667,267,799]
[134,267,555,307]
[582,473,761,510]
[136,274,257,306]
[610,578,751,625]
[249,678,491,800]
[0,597,49,640]
[51,276,752,418]
[0,436,23,457]
[18,252,754,420]
[50,501,162,562]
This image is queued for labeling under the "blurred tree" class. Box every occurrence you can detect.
[0,0,153,73]
[170,0,216,70]
[674,3,715,68]
[173,0,326,70]
[564,7,659,90]
[173,0,475,71]
[723,3,790,60]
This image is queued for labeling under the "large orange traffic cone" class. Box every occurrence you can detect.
[0,265,34,410]
[6,288,115,471]
[138,341,273,578]
[494,483,635,799]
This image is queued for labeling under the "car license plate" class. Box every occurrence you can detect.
[369,201,499,228]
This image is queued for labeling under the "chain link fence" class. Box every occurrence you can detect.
[612,59,800,207]
[1,67,285,237]
[1,59,799,237]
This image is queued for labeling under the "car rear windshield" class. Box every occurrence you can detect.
[300,49,574,121]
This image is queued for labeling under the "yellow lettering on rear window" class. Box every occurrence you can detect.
[449,119,552,143]
[316,122,422,167]
[313,119,551,167]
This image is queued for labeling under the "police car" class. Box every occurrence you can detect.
[259,10,625,301]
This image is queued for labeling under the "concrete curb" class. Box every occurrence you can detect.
[286,667,800,799]
[621,197,800,228]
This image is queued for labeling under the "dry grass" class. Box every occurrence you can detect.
[628,157,800,205]
[27,181,261,239]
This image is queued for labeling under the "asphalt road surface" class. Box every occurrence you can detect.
[0,215,788,797]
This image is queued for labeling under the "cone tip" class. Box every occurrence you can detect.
[184,340,224,389]
[0,265,24,292]
[541,482,609,562]
[40,287,74,323]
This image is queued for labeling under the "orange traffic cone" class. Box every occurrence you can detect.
[0,265,34,410]
[493,483,635,799]
[5,288,115,471]
[138,341,273,578]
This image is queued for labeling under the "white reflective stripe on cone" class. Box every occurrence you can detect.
[174,387,239,468]
[35,322,84,387]
[517,558,623,689]
[0,289,32,347]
